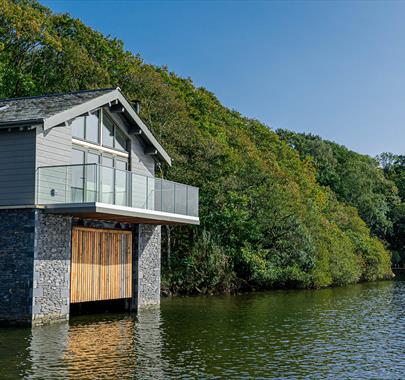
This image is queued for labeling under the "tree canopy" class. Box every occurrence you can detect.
[0,0,394,293]
[378,153,405,266]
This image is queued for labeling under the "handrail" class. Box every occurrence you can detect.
[36,163,199,190]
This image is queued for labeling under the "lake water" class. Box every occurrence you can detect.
[0,281,404,379]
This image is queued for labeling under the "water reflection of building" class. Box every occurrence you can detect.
[25,322,70,379]
[24,310,166,379]
[66,317,137,379]
[133,309,166,379]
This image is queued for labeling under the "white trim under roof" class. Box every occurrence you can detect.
[42,202,200,225]
[42,88,172,166]
[72,138,129,158]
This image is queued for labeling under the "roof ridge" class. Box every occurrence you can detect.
[0,87,118,103]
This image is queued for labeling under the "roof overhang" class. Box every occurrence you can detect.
[0,120,42,130]
[42,202,200,225]
[42,88,172,166]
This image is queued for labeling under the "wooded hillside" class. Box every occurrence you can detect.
[0,0,395,294]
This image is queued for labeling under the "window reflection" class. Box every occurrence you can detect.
[102,115,115,148]
[72,149,85,203]
[86,113,99,144]
[71,117,85,140]
[101,156,114,204]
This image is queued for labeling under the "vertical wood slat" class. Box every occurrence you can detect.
[70,227,132,303]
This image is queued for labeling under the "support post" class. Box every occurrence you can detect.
[131,224,161,310]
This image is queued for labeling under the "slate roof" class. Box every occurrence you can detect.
[0,87,172,165]
[0,88,115,125]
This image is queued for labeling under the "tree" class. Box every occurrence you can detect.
[0,0,393,292]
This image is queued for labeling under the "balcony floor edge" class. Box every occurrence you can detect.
[39,202,200,225]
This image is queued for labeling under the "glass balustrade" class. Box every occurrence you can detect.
[36,164,199,217]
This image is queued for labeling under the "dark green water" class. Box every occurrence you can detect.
[0,281,404,379]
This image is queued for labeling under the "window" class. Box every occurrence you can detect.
[102,114,114,148]
[87,152,100,164]
[115,159,127,171]
[101,156,114,204]
[86,152,99,202]
[115,127,127,152]
[71,117,85,140]
[71,112,100,143]
[115,159,128,206]
[72,110,130,154]
[86,113,99,143]
[102,156,114,168]
[101,112,129,152]
[72,148,85,202]
[71,145,131,204]
[72,148,85,165]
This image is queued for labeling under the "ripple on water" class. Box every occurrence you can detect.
[0,281,403,379]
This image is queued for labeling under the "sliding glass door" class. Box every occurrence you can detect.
[72,149,85,202]
[86,152,100,202]
[71,145,129,205]
[115,159,128,206]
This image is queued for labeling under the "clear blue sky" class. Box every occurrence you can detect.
[41,0,405,156]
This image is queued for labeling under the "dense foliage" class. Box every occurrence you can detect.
[277,130,404,268]
[378,153,405,266]
[277,130,400,236]
[0,0,393,293]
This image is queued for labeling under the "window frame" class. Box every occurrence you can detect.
[72,143,130,169]
[102,111,129,153]
[71,109,130,156]
[85,112,100,144]
[72,143,130,204]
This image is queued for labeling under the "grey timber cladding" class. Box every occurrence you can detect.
[0,129,36,205]
[36,124,72,168]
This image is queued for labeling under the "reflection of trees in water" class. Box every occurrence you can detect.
[23,309,166,380]
[12,283,405,379]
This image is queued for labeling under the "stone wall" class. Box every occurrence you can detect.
[32,211,72,325]
[134,224,161,308]
[0,209,35,324]
[0,209,162,324]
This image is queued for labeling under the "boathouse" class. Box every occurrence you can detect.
[0,88,199,325]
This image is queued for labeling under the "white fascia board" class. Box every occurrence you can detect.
[115,92,172,166]
[95,203,198,224]
[43,202,200,225]
[43,90,120,130]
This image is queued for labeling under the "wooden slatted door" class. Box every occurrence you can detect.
[71,227,132,303]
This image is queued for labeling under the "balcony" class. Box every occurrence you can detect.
[36,164,199,225]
